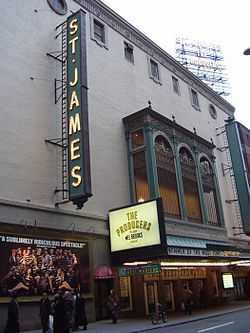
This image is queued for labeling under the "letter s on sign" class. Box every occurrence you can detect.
[70,18,78,35]
[71,166,82,187]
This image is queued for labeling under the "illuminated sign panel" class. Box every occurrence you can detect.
[222,273,234,289]
[118,264,161,277]
[109,199,163,253]
[67,10,92,208]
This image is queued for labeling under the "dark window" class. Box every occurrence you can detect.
[179,147,202,223]
[124,42,134,63]
[94,19,105,44]
[191,88,200,109]
[133,151,149,202]
[150,59,160,81]
[209,104,217,119]
[47,0,67,15]
[131,130,144,149]
[200,157,220,225]
[155,136,180,218]
[172,76,180,95]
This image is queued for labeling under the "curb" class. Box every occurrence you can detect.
[130,306,250,333]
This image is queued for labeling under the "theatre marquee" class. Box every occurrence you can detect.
[109,199,166,264]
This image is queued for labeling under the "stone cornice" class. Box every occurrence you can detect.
[73,0,235,116]
[0,198,109,237]
[0,197,106,222]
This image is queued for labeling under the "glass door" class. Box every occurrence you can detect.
[162,281,175,311]
[144,281,158,315]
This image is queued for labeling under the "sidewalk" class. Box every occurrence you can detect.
[23,300,250,333]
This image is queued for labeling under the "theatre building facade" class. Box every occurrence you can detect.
[109,109,250,316]
[1,0,250,329]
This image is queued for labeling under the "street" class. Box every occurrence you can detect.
[148,309,250,333]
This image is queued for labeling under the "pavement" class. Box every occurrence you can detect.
[22,300,250,333]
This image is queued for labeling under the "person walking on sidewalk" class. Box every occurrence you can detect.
[40,292,51,333]
[4,293,20,333]
[64,291,74,332]
[183,285,193,315]
[107,289,120,324]
[53,292,67,333]
[73,292,88,331]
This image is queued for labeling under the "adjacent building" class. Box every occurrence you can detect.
[0,0,250,330]
[225,120,250,235]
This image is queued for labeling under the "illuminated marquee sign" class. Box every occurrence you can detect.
[167,247,240,258]
[67,10,92,208]
[109,199,165,253]
[118,264,161,277]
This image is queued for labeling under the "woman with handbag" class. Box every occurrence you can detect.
[107,289,120,324]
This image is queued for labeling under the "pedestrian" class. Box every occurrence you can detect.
[73,292,88,331]
[4,293,20,333]
[40,292,51,333]
[183,285,193,315]
[64,291,74,332]
[53,292,67,333]
[199,285,206,309]
[107,289,119,324]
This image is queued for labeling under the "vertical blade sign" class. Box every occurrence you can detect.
[67,10,92,209]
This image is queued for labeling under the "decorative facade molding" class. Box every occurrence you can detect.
[124,108,214,158]
[166,217,228,242]
[74,0,235,116]
[0,197,106,222]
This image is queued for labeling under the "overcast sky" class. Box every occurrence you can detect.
[102,0,250,128]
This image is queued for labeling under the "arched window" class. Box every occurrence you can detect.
[155,136,180,218]
[179,147,202,223]
[131,130,149,202]
[133,151,149,202]
[200,157,220,225]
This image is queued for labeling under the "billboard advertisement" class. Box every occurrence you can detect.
[0,234,89,297]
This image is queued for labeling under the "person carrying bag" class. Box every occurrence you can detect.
[107,289,120,324]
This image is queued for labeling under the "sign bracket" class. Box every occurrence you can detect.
[47,51,64,63]
[45,138,67,149]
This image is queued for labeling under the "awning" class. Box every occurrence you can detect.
[94,265,114,279]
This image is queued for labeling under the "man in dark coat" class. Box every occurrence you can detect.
[183,285,193,315]
[64,291,74,332]
[74,293,88,330]
[4,293,20,333]
[53,293,67,333]
[40,292,51,333]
